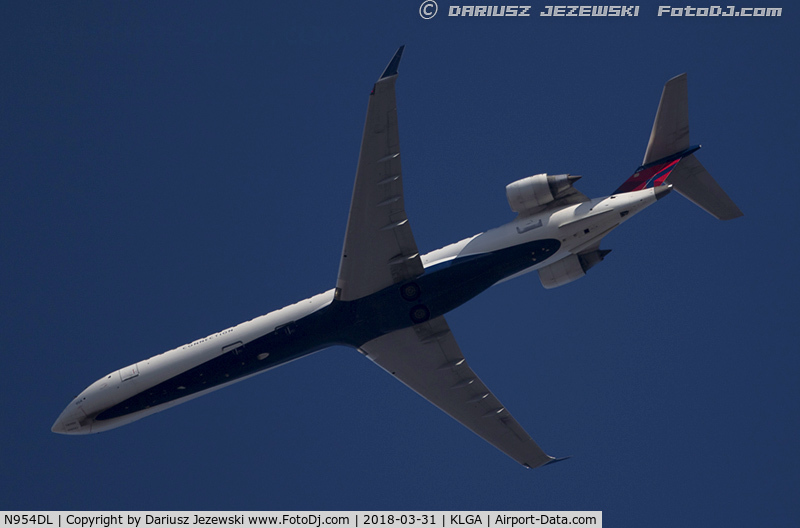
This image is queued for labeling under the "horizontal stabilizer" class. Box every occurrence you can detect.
[668,154,743,220]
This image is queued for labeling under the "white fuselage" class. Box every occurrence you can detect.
[52,187,661,435]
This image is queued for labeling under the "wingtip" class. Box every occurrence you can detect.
[543,456,572,467]
[379,45,405,80]
[522,455,571,469]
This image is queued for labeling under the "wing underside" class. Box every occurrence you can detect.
[360,316,555,468]
[335,46,423,302]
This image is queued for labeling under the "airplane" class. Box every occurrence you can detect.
[52,46,742,468]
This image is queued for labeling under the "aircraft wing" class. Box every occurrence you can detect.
[336,46,424,302]
[359,315,556,468]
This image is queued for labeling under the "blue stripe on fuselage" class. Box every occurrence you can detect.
[96,238,560,421]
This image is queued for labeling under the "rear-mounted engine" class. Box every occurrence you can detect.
[506,173,581,214]
[537,249,612,289]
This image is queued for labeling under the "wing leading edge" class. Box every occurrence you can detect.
[360,316,556,468]
[335,46,424,302]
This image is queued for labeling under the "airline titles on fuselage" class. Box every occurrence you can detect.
[183,327,236,350]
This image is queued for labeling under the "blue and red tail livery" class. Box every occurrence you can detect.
[614,145,701,194]
[615,158,680,194]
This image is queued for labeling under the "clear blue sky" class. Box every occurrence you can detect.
[2,2,798,524]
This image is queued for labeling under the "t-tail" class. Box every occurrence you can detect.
[614,73,743,220]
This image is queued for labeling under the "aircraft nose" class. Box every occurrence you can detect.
[51,416,65,434]
[51,403,91,435]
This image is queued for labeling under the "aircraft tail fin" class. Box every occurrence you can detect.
[643,73,690,166]
[613,73,743,220]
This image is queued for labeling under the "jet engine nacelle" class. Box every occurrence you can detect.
[506,173,581,214]
[538,249,611,289]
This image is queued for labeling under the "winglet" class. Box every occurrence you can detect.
[522,456,571,469]
[543,456,572,467]
[380,45,405,80]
